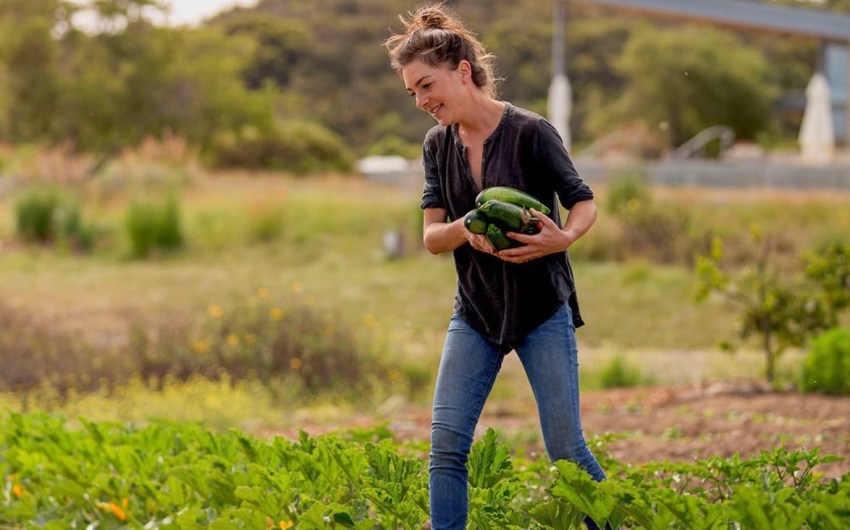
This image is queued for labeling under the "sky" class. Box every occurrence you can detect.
[161,0,258,26]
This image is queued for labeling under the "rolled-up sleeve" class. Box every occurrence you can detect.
[420,137,444,210]
[535,120,594,209]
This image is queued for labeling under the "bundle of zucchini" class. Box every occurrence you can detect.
[463,186,550,251]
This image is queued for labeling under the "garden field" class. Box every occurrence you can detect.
[1,163,849,528]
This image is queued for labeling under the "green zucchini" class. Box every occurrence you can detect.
[477,199,540,233]
[463,209,489,235]
[485,223,514,251]
[475,186,551,214]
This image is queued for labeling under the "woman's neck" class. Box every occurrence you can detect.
[456,96,505,140]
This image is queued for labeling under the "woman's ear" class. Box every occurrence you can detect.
[457,60,472,84]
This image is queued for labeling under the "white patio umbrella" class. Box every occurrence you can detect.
[799,72,835,166]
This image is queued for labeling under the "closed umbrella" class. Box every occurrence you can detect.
[799,72,835,166]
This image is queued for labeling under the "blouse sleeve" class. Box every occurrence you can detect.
[535,119,594,209]
[420,132,445,210]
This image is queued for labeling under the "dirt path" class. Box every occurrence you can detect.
[272,382,850,479]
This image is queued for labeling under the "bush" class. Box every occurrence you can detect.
[598,354,648,389]
[603,173,709,264]
[125,194,185,258]
[14,187,98,252]
[605,170,652,216]
[211,120,355,175]
[800,327,850,395]
[0,302,132,397]
[128,289,399,400]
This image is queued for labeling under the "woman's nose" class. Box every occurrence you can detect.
[415,92,428,110]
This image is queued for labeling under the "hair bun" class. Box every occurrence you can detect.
[415,8,447,30]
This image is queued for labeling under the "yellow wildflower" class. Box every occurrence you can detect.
[227,334,240,347]
[256,287,270,298]
[270,307,284,321]
[192,340,209,354]
[290,281,303,294]
[362,314,378,328]
[11,483,24,498]
[289,358,303,371]
[207,305,223,318]
[280,521,294,530]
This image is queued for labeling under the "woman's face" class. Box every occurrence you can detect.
[402,59,469,126]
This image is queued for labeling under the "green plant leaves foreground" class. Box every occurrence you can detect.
[1,413,848,529]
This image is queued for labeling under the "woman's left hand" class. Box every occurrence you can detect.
[496,208,571,264]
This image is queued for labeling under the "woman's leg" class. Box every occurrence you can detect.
[429,314,504,530]
[515,303,609,529]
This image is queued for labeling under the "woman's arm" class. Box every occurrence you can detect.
[423,207,496,255]
[422,208,466,254]
[498,199,597,263]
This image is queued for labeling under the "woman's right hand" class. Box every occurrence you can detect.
[463,224,498,255]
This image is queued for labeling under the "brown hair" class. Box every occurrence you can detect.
[385,3,499,97]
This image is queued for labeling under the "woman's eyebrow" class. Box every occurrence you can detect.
[406,75,432,93]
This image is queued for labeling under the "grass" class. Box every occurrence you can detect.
[1,169,849,428]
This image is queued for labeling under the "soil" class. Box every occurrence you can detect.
[274,379,850,479]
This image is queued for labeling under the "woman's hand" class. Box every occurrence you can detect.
[495,209,568,263]
[498,200,597,264]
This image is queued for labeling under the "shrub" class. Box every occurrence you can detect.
[0,302,133,397]
[125,194,185,258]
[800,327,850,395]
[600,171,710,264]
[604,170,652,216]
[129,289,398,400]
[211,120,355,175]
[14,188,60,244]
[14,187,98,252]
[598,354,648,389]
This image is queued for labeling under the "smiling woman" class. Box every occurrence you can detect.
[384,4,609,530]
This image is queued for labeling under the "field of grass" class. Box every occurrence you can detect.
[1,168,849,428]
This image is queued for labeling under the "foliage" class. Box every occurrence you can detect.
[0,283,405,403]
[598,355,650,389]
[14,186,96,251]
[0,0,830,165]
[610,24,774,147]
[0,416,846,529]
[601,171,710,264]
[210,120,355,175]
[695,229,849,384]
[801,327,850,395]
[125,193,185,258]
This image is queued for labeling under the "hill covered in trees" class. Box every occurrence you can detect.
[0,0,844,173]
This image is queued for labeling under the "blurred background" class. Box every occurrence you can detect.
[0,0,849,434]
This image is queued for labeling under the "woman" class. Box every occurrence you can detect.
[385,4,610,529]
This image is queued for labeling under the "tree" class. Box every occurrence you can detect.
[610,24,774,148]
[696,227,849,385]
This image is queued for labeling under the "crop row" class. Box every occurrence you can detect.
[1,413,847,529]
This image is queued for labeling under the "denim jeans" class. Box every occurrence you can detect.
[429,302,608,530]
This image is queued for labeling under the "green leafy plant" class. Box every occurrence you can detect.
[125,193,185,258]
[800,327,850,395]
[0,414,847,529]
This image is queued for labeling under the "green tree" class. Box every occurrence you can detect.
[695,228,849,384]
[611,24,774,147]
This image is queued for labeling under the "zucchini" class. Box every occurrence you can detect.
[485,223,514,251]
[475,186,551,214]
[463,209,489,235]
[477,199,540,233]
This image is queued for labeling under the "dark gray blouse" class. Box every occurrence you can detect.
[420,102,594,350]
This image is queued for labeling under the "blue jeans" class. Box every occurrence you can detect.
[429,303,608,530]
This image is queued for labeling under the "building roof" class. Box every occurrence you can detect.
[576,0,850,42]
